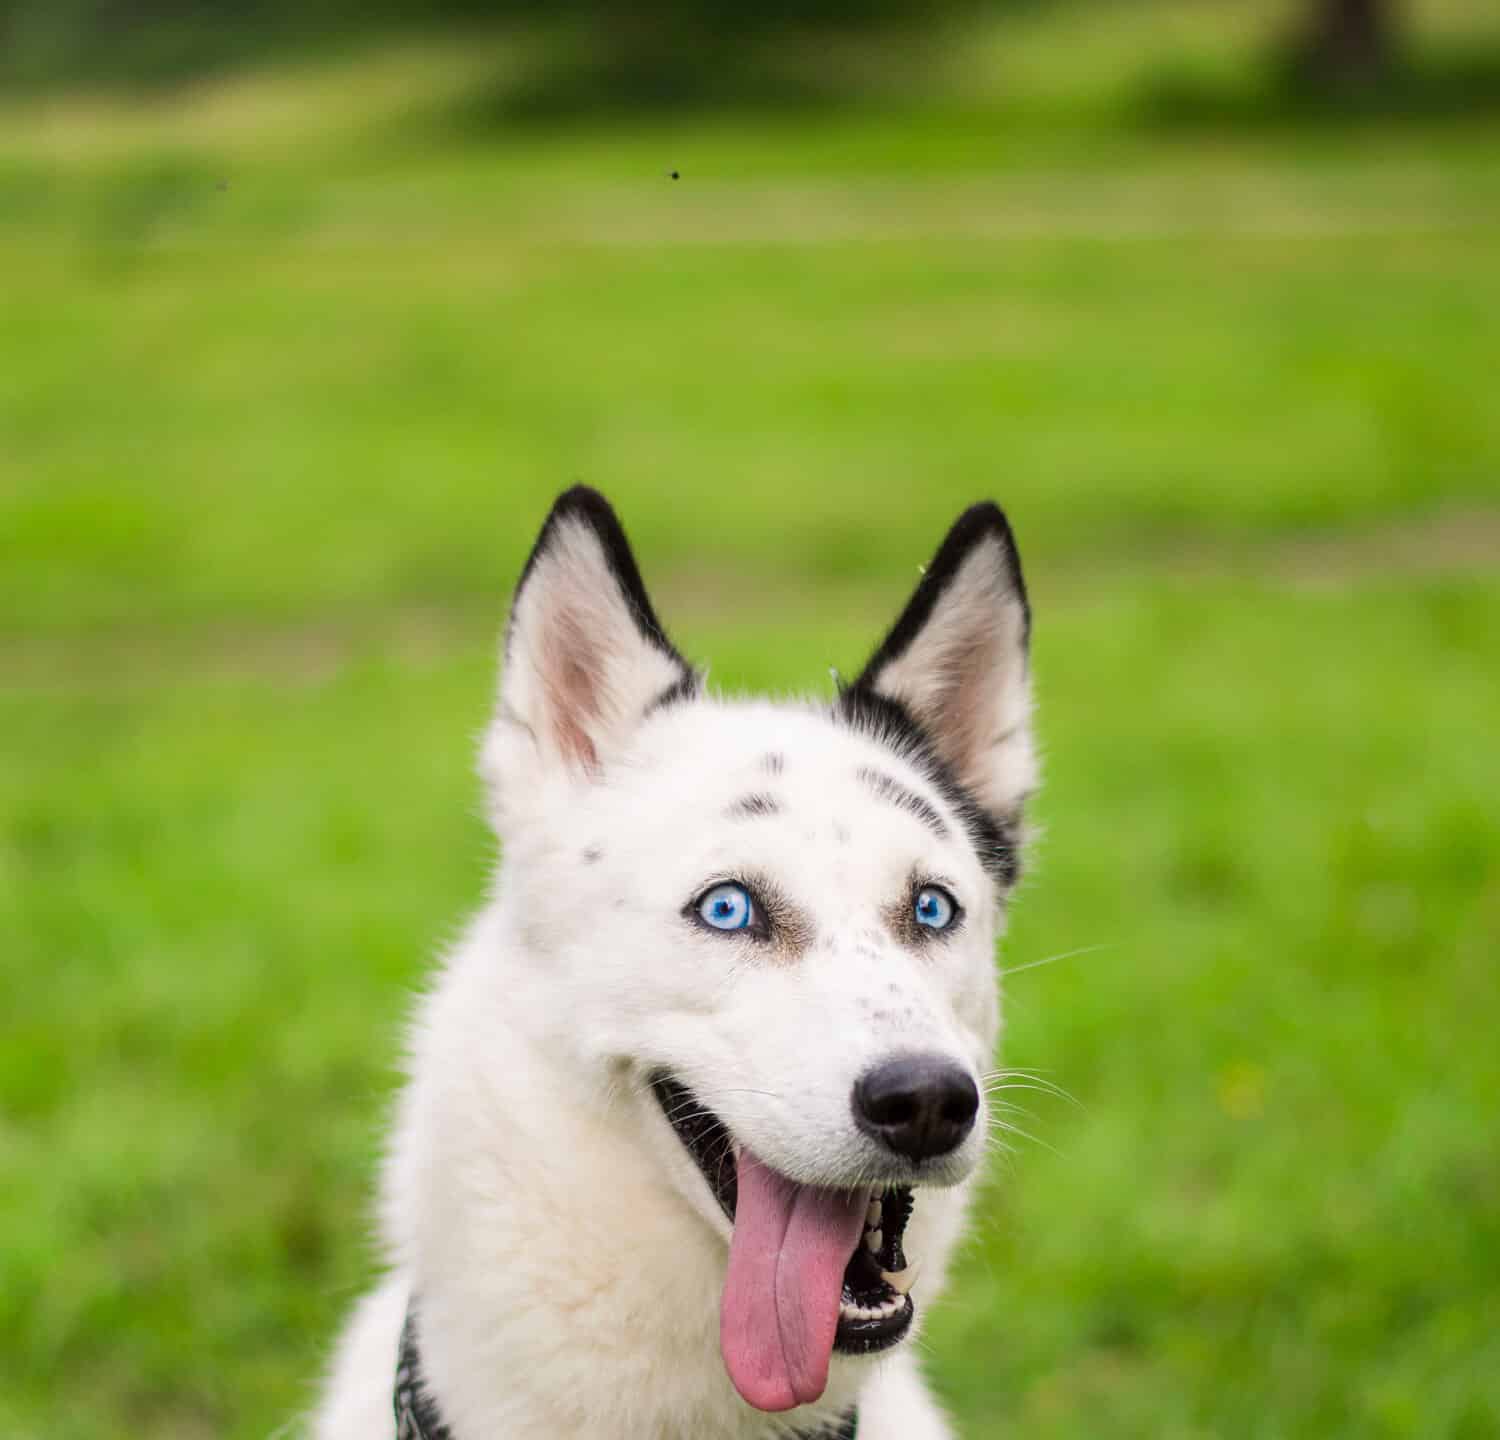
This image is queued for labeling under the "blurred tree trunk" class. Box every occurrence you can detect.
[1295,0,1398,87]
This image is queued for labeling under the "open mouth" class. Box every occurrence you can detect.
[651,1073,917,1410]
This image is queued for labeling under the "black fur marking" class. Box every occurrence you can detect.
[727,792,780,819]
[394,1308,451,1440]
[645,669,703,715]
[856,767,950,840]
[511,485,695,684]
[840,689,1022,888]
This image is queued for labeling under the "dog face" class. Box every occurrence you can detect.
[480,489,1035,1415]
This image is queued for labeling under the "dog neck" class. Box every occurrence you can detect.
[394,1303,859,1440]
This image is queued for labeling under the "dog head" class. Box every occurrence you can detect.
[480,487,1035,1413]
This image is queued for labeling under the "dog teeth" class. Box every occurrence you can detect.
[865,1228,883,1253]
[866,1199,882,1227]
[880,1262,918,1295]
[839,1294,907,1322]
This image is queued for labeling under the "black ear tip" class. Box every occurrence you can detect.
[544,484,625,536]
[929,499,1027,602]
[520,486,629,581]
[946,500,1020,559]
[841,498,1030,690]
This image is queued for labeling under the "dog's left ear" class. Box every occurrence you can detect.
[840,502,1036,830]
[483,488,697,808]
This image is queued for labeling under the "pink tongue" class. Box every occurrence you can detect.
[719,1148,867,1412]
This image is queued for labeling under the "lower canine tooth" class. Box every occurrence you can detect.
[880,1262,918,1295]
[865,1228,883,1253]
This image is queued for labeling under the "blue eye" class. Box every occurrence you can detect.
[697,883,754,932]
[914,885,957,931]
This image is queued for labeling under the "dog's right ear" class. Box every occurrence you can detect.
[482,488,697,813]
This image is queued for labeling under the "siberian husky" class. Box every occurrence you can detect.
[315,487,1037,1440]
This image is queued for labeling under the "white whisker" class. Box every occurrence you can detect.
[982,1070,1083,1108]
[986,1117,1064,1158]
[1001,942,1114,977]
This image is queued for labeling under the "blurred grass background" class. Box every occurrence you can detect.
[2,1,1498,1436]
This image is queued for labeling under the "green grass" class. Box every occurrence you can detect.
[3,4,1499,1437]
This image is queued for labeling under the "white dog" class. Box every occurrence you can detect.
[315,487,1037,1440]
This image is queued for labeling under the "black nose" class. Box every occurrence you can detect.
[852,1054,979,1163]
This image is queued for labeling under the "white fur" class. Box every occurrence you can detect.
[313,504,1034,1440]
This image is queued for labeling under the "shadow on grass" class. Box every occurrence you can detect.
[431,18,948,132]
[0,2,987,108]
[0,7,355,94]
[1136,47,1500,134]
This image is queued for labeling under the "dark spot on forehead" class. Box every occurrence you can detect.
[856,766,950,841]
[726,793,779,820]
[762,753,785,775]
[582,845,603,865]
